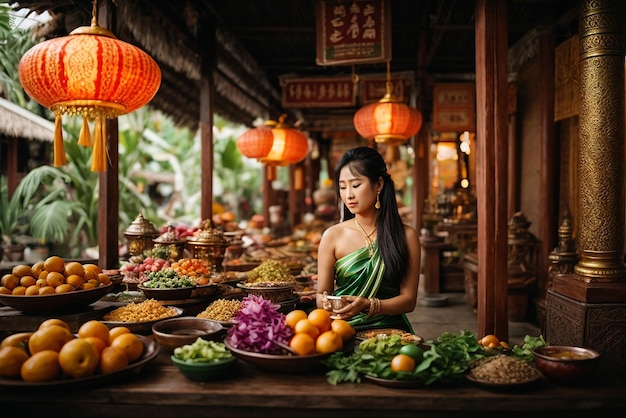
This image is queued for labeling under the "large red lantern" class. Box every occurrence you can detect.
[18,3,161,171]
[353,63,422,148]
[236,125,274,159]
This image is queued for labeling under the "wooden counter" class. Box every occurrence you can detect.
[1,347,625,418]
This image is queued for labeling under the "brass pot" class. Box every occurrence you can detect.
[186,223,229,273]
[124,210,160,257]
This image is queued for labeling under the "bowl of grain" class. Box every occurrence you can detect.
[466,354,542,387]
[101,298,183,334]
[196,298,244,327]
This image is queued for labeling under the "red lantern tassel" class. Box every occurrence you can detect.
[91,117,107,171]
[78,116,92,147]
[53,115,67,166]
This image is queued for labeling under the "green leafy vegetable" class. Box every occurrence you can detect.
[510,334,548,362]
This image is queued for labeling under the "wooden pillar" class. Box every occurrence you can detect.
[537,28,558,305]
[474,0,509,340]
[7,138,18,198]
[98,119,119,269]
[98,0,119,270]
[200,21,216,223]
[506,80,518,218]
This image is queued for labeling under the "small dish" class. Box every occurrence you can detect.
[170,355,238,382]
[533,345,601,384]
[152,317,224,352]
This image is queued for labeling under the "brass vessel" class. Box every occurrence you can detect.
[186,220,229,273]
[123,209,160,257]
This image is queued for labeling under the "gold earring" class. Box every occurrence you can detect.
[375,192,380,209]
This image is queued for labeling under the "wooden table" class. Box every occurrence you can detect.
[1,347,625,418]
[1,297,625,417]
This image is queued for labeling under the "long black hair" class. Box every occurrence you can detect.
[334,146,408,285]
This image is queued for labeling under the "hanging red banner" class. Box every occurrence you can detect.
[316,0,391,66]
[359,72,414,104]
[281,76,356,108]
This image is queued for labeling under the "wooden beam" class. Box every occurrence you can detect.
[474,0,509,340]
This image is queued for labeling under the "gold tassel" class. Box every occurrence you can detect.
[78,116,92,147]
[53,115,67,166]
[91,116,107,171]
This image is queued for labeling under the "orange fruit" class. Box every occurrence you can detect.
[11,286,27,295]
[83,270,98,283]
[110,333,143,362]
[83,263,102,275]
[84,336,107,355]
[289,333,316,356]
[0,287,11,295]
[285,309,308,330]
[55,283,75,293]
[1,332,33,352]
[479,334,500,348]
[308,308,332,333]
[315,330,343,354]
[1,274,19,290]
[99,346,128,373]
[43,256,65,273]
[39,286,56,295]
[12,264,32,278]
[66,274,85,289]
[109,326,131,342]
[330,319,355,341]
[39,318,71,331]
[294,319,320,340]
[35,277,49,287]
[38,270,49,281]
[21,350,61,382]
[390,353,415,373]
[31,261,45,278]
[46,271,65,288]
[24,285,41,295]
[58,338,100,378]
[82,282,96,290]
[98,273,111,285]
[78,320,111,346]
[0,346,30,377]
[19,275,36,287]
[64,261,85,278]
[28,324,74,354]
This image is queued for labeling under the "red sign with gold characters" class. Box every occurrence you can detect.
[316,0,391,66]
[281,76,356,108]
[432,83,476,132]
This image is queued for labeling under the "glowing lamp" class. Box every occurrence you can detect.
[236,126,274,159]
[18,1,161,171]
[353,63,422,147]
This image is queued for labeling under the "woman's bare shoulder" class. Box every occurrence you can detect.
[321,221,350,240]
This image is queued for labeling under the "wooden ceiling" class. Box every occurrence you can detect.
[10,0,578,135]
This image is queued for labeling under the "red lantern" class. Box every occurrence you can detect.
[236,126,274,159]
[18,5,161,171]
[261,116,308,166]
[353,63,422,147]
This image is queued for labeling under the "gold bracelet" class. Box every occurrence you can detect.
[367,297,380,318]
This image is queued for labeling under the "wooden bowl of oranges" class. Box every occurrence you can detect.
[0,256,113,314]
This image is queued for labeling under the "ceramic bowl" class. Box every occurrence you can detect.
[152,317,224,352]
[170,355,237,381]
[533,345,601,384]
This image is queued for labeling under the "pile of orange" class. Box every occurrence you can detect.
[170,258,212,285]
[0,318,143,382]
[285,309,355,356]
[0,256,111,296]
[478,334,509,349]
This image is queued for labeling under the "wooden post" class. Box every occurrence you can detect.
[98,0,119,270]
[474,0,509,340]
[200,21,216,223]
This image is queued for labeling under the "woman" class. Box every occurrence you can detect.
[315,146,420,332]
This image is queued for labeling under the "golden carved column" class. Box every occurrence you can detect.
[575,0,626,281]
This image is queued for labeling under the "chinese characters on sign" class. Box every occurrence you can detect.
[360,73,413,104]
[316,0,391,66]
[281,77,356,108]
[433,84,476,132]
